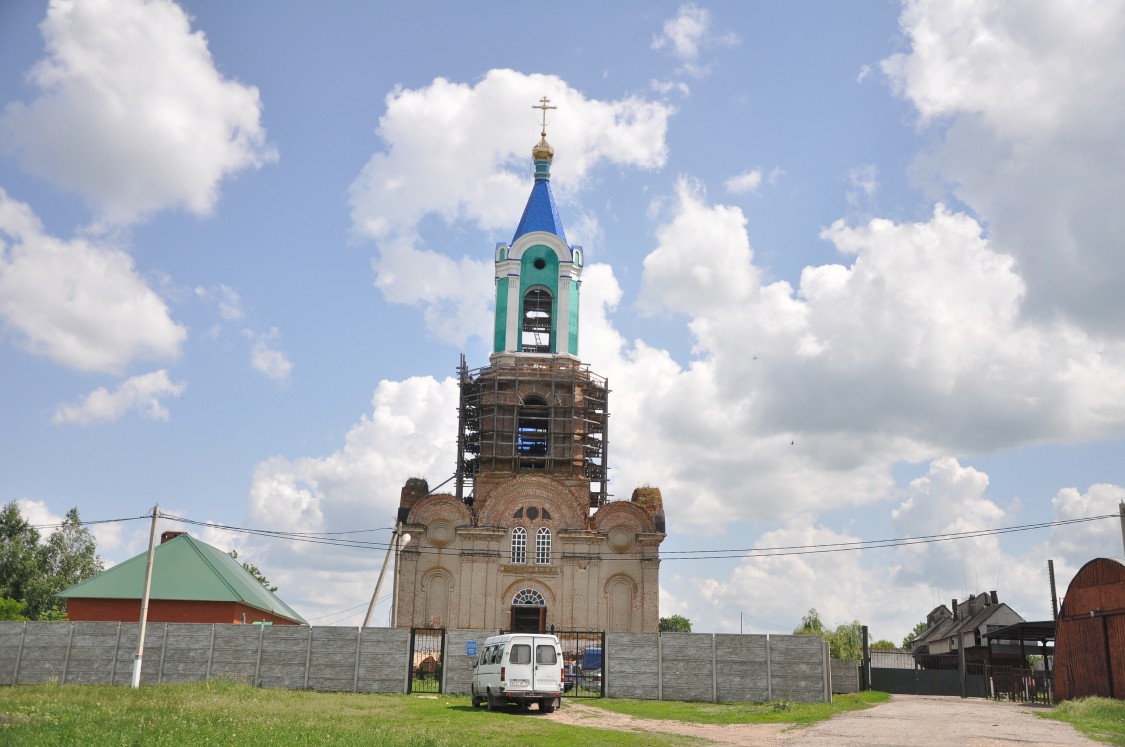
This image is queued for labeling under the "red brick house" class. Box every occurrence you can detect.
[58,532,305,625]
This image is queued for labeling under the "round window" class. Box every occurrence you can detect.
[533,257,546,270]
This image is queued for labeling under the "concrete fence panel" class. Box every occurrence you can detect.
[358,627,410,694]
[716,633,770,702]
[606,632,661,700]
[768,634,827,703]
[0,622,834,702]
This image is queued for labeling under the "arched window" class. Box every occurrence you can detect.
[510,527,527,564]
[512,588,545,606]
[517,395,549,470]
[535,527,551,565]
[521,287,553,353]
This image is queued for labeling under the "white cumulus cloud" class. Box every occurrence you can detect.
[651,3,740,76]
[0,190,186,373]
[0,0,276,225]
[725,169,763,194]
[52,369,186,425]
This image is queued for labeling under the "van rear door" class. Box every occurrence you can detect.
[532,640,561,692]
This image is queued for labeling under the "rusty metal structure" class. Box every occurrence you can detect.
[455,354,609,509]
[1054,557,1125,701]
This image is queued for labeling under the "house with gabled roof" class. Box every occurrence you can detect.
[910,591,1023,665]
[58,531,305,625]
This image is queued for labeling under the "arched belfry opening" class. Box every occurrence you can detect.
[521,287,553,353]
[517,394,549,469]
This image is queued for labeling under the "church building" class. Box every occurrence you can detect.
[393,101,666,633]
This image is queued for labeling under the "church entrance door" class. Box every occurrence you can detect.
[511,604,546,633]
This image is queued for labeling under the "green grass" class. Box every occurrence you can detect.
[1041,697,1125,746]
[0,681,890,745]
[0,680,691,747]
[578,690,890,725]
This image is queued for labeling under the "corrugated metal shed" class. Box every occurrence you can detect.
[1054,557,1125,701]
[58,534,306,624]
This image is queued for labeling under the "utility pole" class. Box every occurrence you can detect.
[1119,501,1125,558]
[1048,559,1059,622]
[132,504,160,688]
[363,522,399,627]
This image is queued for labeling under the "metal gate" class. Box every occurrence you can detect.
[408,628,445,694]
[870,651,986,697]
[557,630,605,698]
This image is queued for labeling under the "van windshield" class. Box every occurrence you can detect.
[536,645,557,665]
[509,644,531,664]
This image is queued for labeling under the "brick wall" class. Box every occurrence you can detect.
[66,598,301,626]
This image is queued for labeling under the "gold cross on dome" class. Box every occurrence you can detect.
[533,96,557,137]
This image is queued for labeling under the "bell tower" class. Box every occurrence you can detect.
[457,98,606,513]
[395,99,664,634]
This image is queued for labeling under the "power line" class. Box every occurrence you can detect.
[37,508,1119,562]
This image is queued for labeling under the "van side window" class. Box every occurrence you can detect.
[491,646,502,665]
[536,644,557,665]
[510,644,531,665]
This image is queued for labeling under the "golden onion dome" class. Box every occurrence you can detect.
[532,135,554,162]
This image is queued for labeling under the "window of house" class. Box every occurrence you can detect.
[535,527,551,564]
[511,527,527,564]
[521,288,552,353]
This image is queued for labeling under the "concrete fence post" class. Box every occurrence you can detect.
[158,623,169,684]
[206,624,216,681]
[13,621,27,684]
[353,627,363,693]
[303,626,313,690]
[657,633,663,701]
[254,623,265,687]
[111,622,122,685]
[60,623,75,685]
[711,634,718,703]
[765,634,773,701]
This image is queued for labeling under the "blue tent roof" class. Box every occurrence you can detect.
[512,177,567,245]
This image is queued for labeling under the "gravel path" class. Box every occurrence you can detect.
[547,695,1102,746]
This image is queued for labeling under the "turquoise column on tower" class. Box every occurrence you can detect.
[493,133,584,358]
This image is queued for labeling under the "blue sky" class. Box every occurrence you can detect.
[2,0,1125,639]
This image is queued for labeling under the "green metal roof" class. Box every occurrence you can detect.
[59,534,306,624]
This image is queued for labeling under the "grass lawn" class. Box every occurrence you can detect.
[580,690,890,725]
[0,681,888,746]
[1041,697,1125,746]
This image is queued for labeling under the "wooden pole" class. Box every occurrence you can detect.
[131,504,159,688]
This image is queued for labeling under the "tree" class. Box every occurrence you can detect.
[871,639,897,650]
[0,597,28,621]
[0,502,103,619]
[659,614,692,632]
[228,550,278,593]
[793,608,865,660]
[0,502,43,615]
[793,608,828,637]
[902,619,929,649]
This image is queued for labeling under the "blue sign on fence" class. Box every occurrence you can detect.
[466,640,477,656]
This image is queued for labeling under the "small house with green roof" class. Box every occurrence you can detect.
[58,532,306,625]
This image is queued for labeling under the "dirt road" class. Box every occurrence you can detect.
[549,695,1101,746]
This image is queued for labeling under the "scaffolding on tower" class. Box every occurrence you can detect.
[455,354,609,509]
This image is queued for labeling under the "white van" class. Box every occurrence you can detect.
[470,633,563,712]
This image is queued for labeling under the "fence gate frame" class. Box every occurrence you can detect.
[869,651,987,697]
[407,627,446,694]
[556,630,605,698]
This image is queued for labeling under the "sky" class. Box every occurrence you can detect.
[2,0,1125,641]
